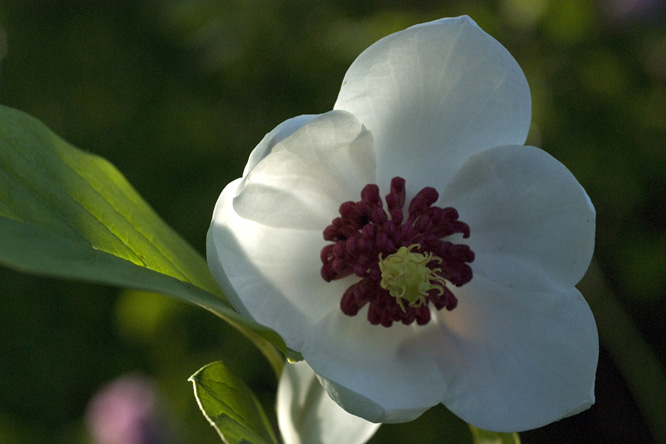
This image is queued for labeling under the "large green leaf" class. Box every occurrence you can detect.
[190,361,280,444]
[0,105,285,372]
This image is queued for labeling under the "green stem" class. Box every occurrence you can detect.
[469,425,521,444]
[579,259,666,442]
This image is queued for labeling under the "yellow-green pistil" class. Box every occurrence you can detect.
[378,244,448,312]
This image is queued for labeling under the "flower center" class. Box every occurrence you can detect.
[320,177,475,327]
[378,244,447,312]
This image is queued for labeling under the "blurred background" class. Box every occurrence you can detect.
[1,0,665,443]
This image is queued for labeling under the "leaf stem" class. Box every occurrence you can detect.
[579,259,666,442]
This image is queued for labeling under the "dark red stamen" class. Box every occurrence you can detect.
[321,177,474,327]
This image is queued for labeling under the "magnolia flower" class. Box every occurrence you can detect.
[207,16,597,432]
[277,361,380,444]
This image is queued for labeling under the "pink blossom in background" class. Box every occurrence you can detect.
[86,374,173,444]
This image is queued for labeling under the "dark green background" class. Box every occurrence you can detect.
[1,1,665,443]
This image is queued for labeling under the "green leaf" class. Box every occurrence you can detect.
[0,104,285,372]
[190,361,280,444]
[469,426,521,444]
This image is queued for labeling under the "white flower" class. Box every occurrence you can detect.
[207,16,597,433]
[277,361,380,444]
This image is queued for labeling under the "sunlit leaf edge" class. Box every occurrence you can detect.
[190,361,280,444]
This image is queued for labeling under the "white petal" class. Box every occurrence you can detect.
[242,114,320,177]
[207,179,353,351]
[234,110,376,230]
[334,16,531,192]
[441,144,595,292]
[278,361,380,444]
[418,275,598,432]
[301,310,446,423]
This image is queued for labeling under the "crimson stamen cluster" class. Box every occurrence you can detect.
[320,177,475,327]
